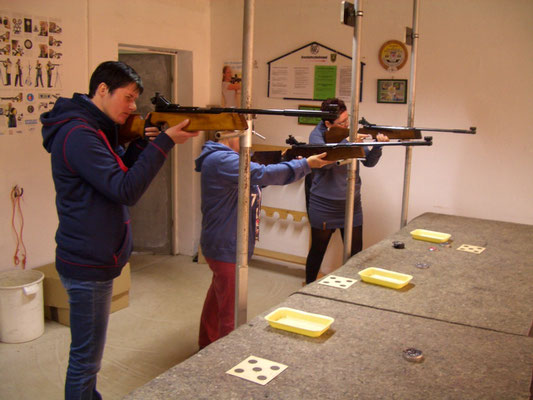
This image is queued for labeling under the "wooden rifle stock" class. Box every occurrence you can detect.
[118,112,248,145]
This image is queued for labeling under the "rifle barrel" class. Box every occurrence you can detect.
[152,93,337,119]
[418,127,476,134]
[364,125,475,134]
[293,138,432,149]
[359,118,476,134]
[159,105,335,119]
[205,107,332,118]
[362,124,475,134]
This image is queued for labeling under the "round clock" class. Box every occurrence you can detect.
[379,40,408,72]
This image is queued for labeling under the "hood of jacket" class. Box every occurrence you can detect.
[194,140,235,172]
[41,93,119,152]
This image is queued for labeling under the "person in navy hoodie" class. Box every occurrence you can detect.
[195,134,332,348]
[41,61,199,400]
[305,98,389,284]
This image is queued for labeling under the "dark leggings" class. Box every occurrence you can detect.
[305,225,363,284]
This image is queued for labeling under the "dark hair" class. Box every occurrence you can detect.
[321,98,347,123]
[88,61,143,98]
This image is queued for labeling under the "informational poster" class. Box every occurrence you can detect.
[267,42,355,102]
[0,11,63,136]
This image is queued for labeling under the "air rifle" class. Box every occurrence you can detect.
[325,117,477,143]
[251,135,433,165]
[119,93,338,144]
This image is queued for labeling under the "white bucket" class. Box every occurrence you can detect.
[0,269,45,343]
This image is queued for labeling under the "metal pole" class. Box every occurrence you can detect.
[400,0,420,228]
[343,0,363,263]
[235,0,254,329]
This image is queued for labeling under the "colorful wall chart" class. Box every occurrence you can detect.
[0,11,63,135]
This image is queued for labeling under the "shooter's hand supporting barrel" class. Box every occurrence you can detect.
[144,119,199,144]
[305,152,335,169]
[163,119,200,144]
[373,133,390,143]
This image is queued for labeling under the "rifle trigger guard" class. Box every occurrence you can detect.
[145,113,166,133]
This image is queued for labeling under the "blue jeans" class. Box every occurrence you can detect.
[60,275,113,400]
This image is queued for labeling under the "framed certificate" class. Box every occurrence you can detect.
[377,79,407,104]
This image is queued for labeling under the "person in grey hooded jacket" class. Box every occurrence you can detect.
[305,98,389,284]
[195,134,331,348]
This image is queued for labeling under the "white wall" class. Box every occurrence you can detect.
[210,0,533,272]
[0,0,88,271]
[0,0,210,270]
[362,0,533,243]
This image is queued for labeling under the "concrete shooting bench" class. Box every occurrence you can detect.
[124,213,533,399]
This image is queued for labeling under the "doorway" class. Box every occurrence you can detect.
[119,49,176,254]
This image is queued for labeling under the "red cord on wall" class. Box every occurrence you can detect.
[11,185,27,269]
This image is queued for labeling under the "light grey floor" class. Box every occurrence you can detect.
[0,254,305,400]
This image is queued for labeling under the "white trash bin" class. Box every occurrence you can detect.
[0,269,45,343]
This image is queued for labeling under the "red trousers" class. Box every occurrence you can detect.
[198,258,236,349]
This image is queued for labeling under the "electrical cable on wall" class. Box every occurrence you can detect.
[11,185,27,269]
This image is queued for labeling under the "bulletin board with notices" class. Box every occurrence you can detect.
[267,41,362,104]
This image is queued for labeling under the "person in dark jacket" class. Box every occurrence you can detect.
[195,135,332,348]
[305,98,389,284]
[41,61,198,400]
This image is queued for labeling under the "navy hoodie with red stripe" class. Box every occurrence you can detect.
[41,93,175,281]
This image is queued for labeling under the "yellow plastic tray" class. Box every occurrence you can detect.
[358,267,413,289]
[410,229,451,243]
[264,307,334,337]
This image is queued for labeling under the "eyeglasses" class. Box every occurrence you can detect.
[334,119,349,128]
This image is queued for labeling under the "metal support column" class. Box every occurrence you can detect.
[400,0,420,228]
[343,0,363,263]
[235,0,255,328]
